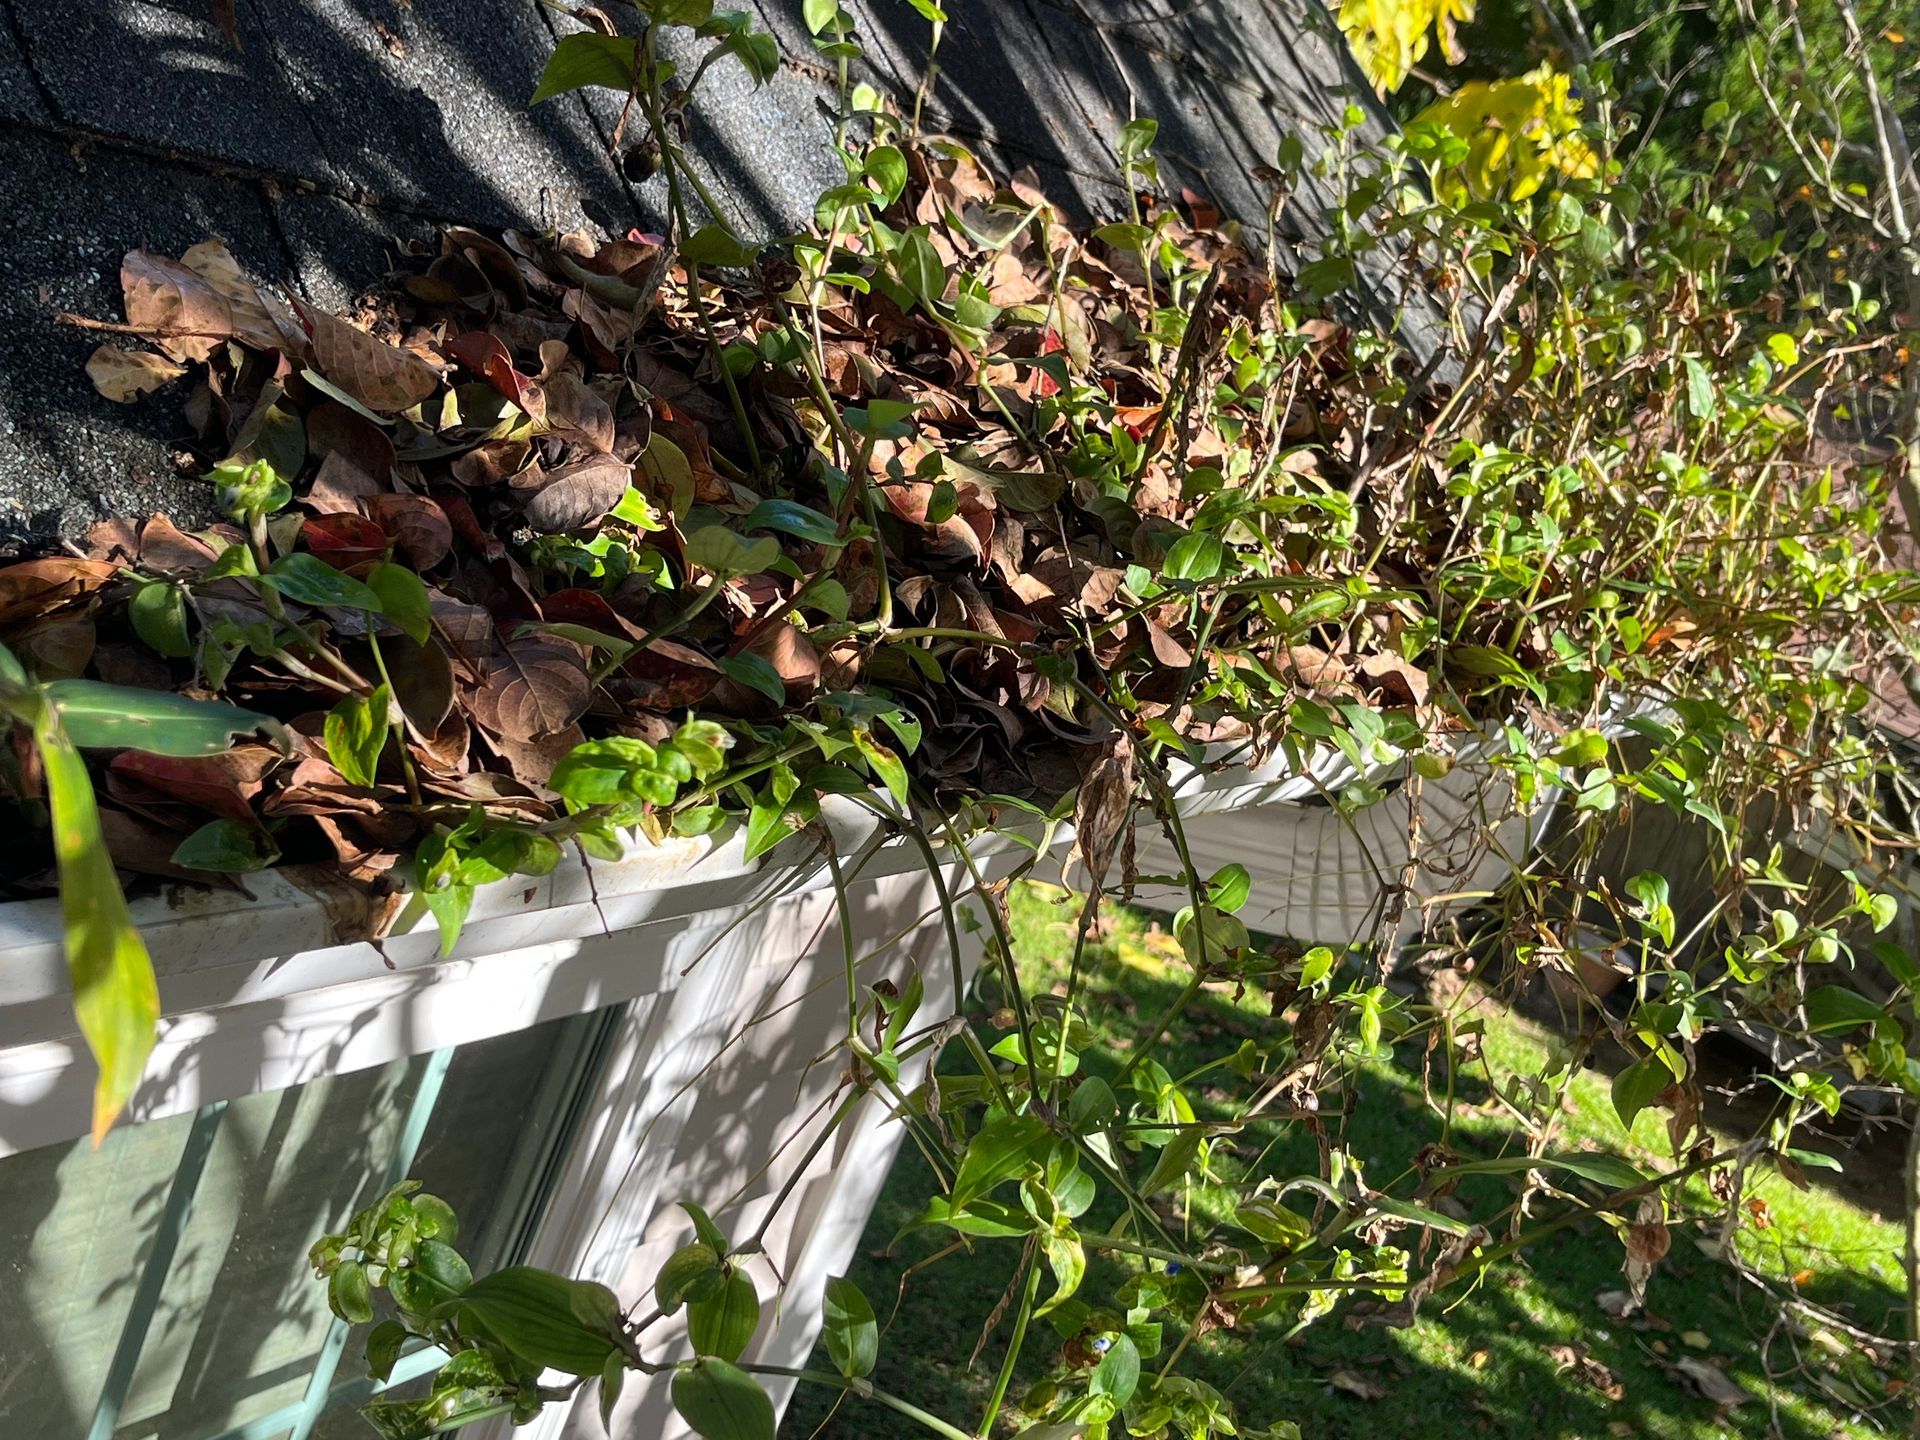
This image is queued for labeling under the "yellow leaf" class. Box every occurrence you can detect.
[85,345,186,404]
[36,715,160,1141]
[1413,66,1596,202]
[1337,0,1477,95]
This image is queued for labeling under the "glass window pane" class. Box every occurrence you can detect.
[0,1011,603,1440]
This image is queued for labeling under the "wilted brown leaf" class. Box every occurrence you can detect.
[181,239,300,352]
[542,371,616,452]
[367,494,454,569]
[305,452,382,512]
[86,346,187,403]
[470,635,591,739]
[520,455,631,534]
[480,720,583,792]
[138,514,222,573]
[1622,1196,1670,1310]
[306,401,397,487]
[429,595,497,679]
[109,745,280,823]
[1673,1356,1749,1408]
[446,330,546,422]
[742,621,821,697]
[120,248,238,362]
[1326,1369,1387,1400]
[0,557,116,625]
[1070,731,1134,891]
[300,303,441,413]
[385,635,456,730]
[11,618,95,677]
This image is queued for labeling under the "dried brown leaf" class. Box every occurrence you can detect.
[367,494,454,569]
[0,557,116,625]
[1070,731,1134,892]
[300,303,441,413]
[520,455,631,534]
[109,745,280,824]
[120,248,234,362]
[470,635,591,739]
[86,346,187,403]
[1673,1356,1749,1407]
[181,239,300,352]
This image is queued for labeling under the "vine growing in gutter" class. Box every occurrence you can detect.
[2,0,1918,1435]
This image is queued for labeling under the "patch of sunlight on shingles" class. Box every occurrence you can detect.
[114,0,246,78]
[296,0,592,210]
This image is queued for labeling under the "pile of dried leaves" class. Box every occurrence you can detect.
[1,142,1442,903]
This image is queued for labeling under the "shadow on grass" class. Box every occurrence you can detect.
[783,903,1906,1440]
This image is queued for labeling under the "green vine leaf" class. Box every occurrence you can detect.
[368,562,432,645]
[173,818,280,873]
[1611,1052,1675,1132]
[437,1266,623,1377]
[1090,1332,1141,1404]
[852,728,909,806]
[822,1275,877,1378]
[129,579,193,658]
[325,684,391,788]
[671,1357,775,1440]
[687,1270,760,1362]
[951,1112,1051,1212]
[365,1320,408,1382]
[328,1258,376,1324]
[263,552,385,611]
[45,681,281,756]
[531,33,637,104]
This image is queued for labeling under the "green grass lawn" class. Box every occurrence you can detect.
[781,884,1908,1440]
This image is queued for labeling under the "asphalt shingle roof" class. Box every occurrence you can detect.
[0,0,1394,554]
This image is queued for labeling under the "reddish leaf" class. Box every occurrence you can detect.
[302,512,391,569]
[437,494,506,560]
[366,495,454,569]
[541,587,646,641]
[1181,186,1222,229]
[109,746,280,824]
[445,330,546,420]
